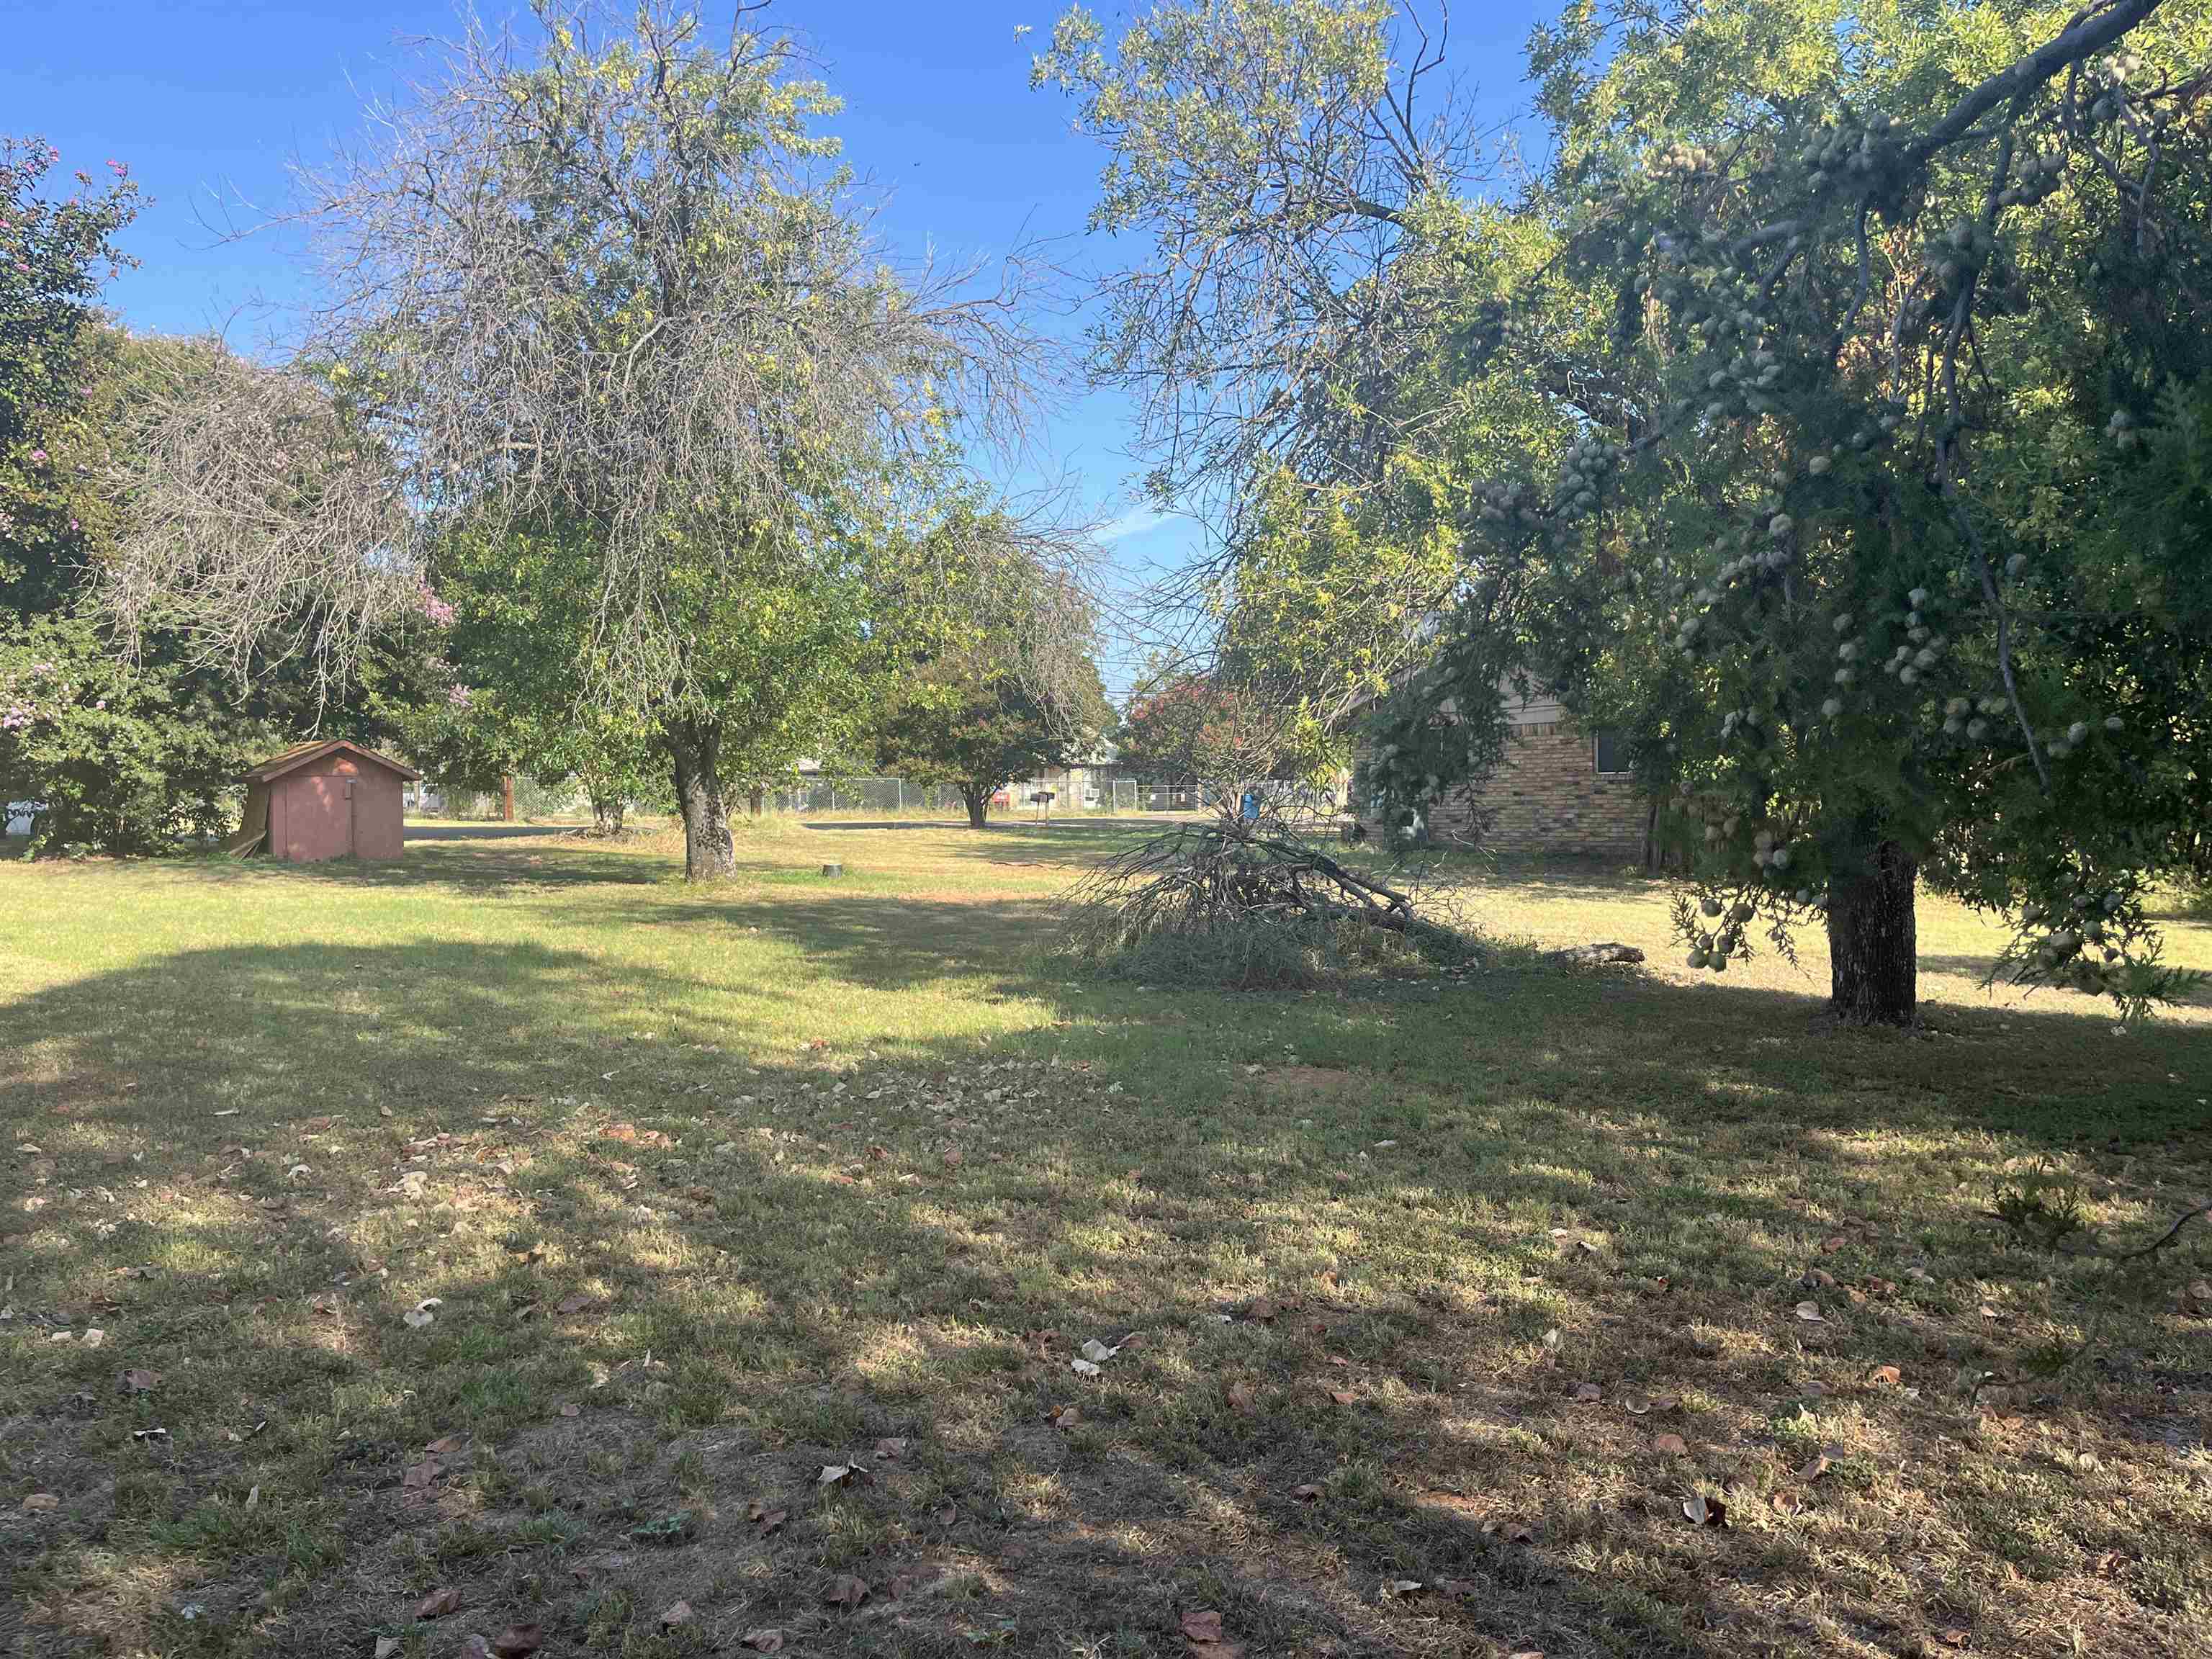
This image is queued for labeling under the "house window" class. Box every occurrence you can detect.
[1593,729,1630,775]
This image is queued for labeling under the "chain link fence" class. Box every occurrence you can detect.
[753,777,1210,817]
[752,778,1341,819]
[408,774,1344,824]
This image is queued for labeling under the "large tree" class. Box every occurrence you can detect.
[1,145,317,855]
[1040,0,2212,1022]
[108,1,1048,880]
[875,655,1110,827]
[870,511,1110,827]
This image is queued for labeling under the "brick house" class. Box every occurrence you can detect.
[1357,683,1651,860]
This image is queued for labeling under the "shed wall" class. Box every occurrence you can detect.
[270,752,408,862]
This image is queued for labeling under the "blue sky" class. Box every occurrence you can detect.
[6,0,1550,696]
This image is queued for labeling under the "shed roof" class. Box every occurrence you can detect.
[241,739,421,784]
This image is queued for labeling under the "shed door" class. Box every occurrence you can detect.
[343,777,356,856]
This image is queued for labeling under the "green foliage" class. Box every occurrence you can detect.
[0,146,286,856]
[0,614,251,855]
[1,136,140,619]
[1988,1157,2093,1252]
[1046,0,2212,1020]
[873,657,1109,819]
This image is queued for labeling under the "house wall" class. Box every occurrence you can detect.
[271,752,406,862]
[1363,714,1649,860]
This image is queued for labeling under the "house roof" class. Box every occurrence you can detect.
[241,739,421,784]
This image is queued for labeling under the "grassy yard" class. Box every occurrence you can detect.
[4,822,2209,1659]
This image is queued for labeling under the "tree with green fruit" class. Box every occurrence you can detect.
[1039,0,2212,1022]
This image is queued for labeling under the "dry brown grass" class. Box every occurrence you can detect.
[3,823,2208,1658]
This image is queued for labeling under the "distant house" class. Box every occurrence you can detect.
[1357,682,1649,860]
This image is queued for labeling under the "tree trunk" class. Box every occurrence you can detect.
[960,783,990,829]
[588,789,625,836]
[1826,835,1917,1023]
[666,719,735,881]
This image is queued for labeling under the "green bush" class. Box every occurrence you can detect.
[0,616,259,856]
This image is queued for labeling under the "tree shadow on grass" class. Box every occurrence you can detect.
[149,837,672,894]
[4,927,2208,1657]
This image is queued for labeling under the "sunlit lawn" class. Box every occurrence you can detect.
[4,821,2208,1658]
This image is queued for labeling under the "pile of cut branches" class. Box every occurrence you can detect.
[1063,817,1477,987]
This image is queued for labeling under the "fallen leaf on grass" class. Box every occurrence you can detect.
[491,1624,542,1656]
[1682,1493,1728,1528]
[1292,1483,1323,1501]
[402,1457,442,1491]
[1379,1578,1425,1599]
[20,1493,58,1513]
[557,1402,579,1418]
[374,1638,401,1659]
[1070,1357,1102,1377]
[554,1292,598,1316]
[1794,1300,1825,1323]
[1079,1338,1118,1363]
[1772,1489,1806,1515]
[934,1503,958,1526]
[1047,1404,1079,1429]
[1226,1380,1256,1413]
[657,1602,693,1631]
[1326,1388,1357,1406]
[747,1504,787,1534]
[415,1586,462,1619]
[1794,1444,1845,1480]
[1480,1519,1537,1544]
[1245,1295,1279,1321]
[1653,1433,1689,1457]
[117,1368,161,1393]
[740,1631,784,1653]
[1866,1363,1902,1387]
[824,1573,870,1609]
[873,1437,909,1461]
[819,1461,865,1487]
[1180,1609,1225,1642]
[1938,1629,1972,1649]
[1573,1382,1603,1403]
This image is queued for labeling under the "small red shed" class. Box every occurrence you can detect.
[230,740,419,863]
